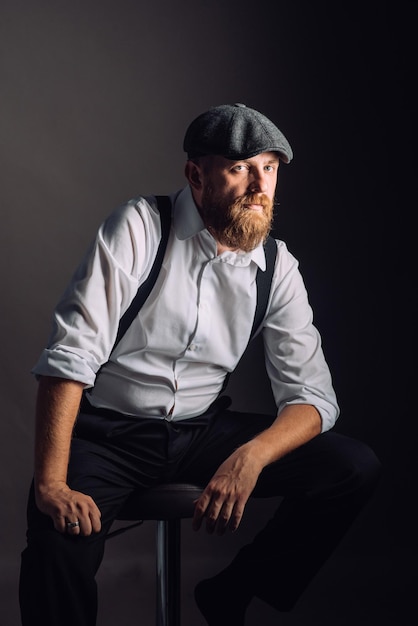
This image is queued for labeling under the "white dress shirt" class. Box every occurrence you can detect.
[32,186,339,431]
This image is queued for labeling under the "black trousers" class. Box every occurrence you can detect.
[19,400,381,625]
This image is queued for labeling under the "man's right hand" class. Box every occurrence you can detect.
[35,480,102,536]
[33,377,101,536]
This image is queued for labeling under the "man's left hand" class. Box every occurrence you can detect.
[192,444,263,535]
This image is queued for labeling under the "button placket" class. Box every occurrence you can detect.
[186,259,216,354]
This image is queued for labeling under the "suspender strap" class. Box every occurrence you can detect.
[219,234,277,395]
[249,235,277,340]
[112,195,172,351]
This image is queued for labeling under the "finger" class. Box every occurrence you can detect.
[215,501,235,536]
[55,511,82,534]
[74,502,102,536]
[192,493,211,531]
[89,507,102,534]
[78,516,92,536]
[228,500,245,532]
[205,499,225,534]
[65,518,81,535]
[54,514,68,534]
[193,491,224,534]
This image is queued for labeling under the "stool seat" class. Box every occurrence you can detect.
[118,483,203,521]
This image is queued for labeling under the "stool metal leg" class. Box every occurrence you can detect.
[156,519,181,626]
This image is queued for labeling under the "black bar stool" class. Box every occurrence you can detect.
[111,483,203,626]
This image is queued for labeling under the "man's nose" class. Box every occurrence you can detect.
[248,170,268,193]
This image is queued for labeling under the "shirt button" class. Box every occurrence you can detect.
[188,344,197,352]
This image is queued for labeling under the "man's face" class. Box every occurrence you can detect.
[196,152,279,252]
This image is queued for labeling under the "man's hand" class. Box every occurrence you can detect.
[33,377,102,536]
[35,480,102,536]
[192,444,263,535]
[192,404,322,535]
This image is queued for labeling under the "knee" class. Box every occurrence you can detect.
[312,433,382,502]
[335,435,382,499]
[24,528,76,565]
[24,527,104,568]
[352,439,381,488]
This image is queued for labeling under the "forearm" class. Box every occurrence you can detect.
[34,375,84,494]
[240,403,322,472]
[193,403,322,534]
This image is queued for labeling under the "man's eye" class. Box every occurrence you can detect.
[233,164,246,172]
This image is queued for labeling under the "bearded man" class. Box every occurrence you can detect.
[19,103,381,626]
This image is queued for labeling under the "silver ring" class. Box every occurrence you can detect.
[67,521,80,529]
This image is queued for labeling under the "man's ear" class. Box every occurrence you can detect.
[184,160,203,191]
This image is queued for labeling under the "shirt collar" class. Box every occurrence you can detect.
[172,186,267,271]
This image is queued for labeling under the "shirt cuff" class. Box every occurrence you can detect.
[31,347,99,387]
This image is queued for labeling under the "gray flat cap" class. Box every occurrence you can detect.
[183,103,293,163]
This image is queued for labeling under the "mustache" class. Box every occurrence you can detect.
[239,193,270,207]
[233,193,275,217]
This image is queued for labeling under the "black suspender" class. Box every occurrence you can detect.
[113,195,172,351]
[111,194,277,353]
[250,234,277,340]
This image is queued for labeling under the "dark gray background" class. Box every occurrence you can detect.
[0,1,410,625]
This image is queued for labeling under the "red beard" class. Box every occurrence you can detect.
[200,189,274,252]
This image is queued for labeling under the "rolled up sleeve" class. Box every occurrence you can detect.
[263,241,340,432]
[32,197,161,385]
